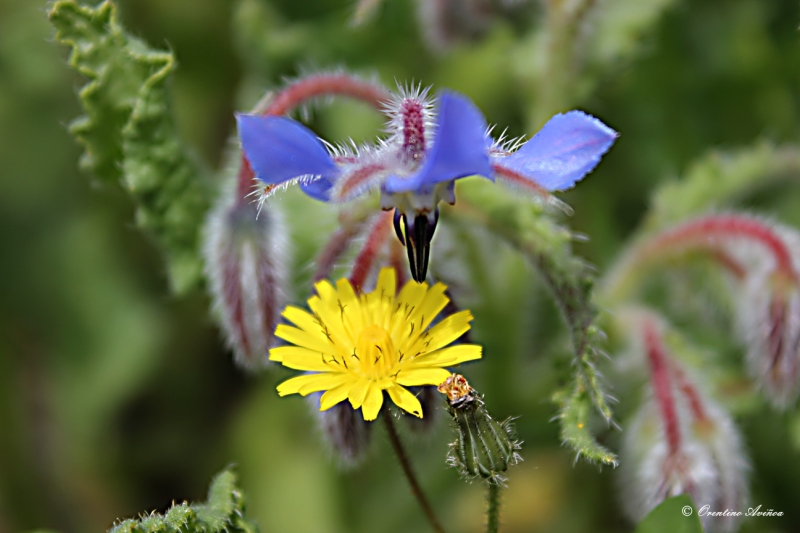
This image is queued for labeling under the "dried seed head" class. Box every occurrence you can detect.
[439,374,522,484]
[203,190,288,371]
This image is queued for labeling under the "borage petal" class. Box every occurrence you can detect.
[384,91,492,194]
[236,114,339,199]
[497,110,617,191]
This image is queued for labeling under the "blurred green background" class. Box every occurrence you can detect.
[2,0,800,532]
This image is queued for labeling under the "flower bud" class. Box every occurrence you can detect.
[619,319,750,533]
[314,396,372,466]
[737,269,800,408]
[203,190,288,370]
[620,392,749,533]
[438,374,521,483]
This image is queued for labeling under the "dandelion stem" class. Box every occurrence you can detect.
[486,482,502,533]
[236,74,391,202]
[382,412,445,533]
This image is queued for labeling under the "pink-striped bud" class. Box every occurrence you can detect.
[203,190,288,371]
[621,395,749,533]
[620,321,749,532]
[737,269,800,408]
[314,398,373,466]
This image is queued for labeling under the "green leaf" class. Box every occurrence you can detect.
[49,0,211,293]
[454,180,617,466]
[634,495,702,533]
[107,467,258,533]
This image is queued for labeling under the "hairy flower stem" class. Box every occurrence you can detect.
[382,412,445,533]
[236,74,391,202]
[313,211,372,282]
[536,0,597,126]
[486,482,502,533]
[350,211,394,291]
[648,216,794,275]
[604,214,797,302]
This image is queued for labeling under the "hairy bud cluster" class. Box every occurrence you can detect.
[621,396,749,533]
[438,374,521,484]
[736,252,800,409]
[315,397,373,466]
[620,322,749,533]
[203,191,288,370]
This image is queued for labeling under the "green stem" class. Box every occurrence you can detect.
[382,412,445,533]
[486,482,502,533]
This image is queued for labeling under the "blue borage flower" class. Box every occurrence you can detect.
[237,86,618,282]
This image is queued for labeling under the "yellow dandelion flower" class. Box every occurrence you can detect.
[270,267,482,421]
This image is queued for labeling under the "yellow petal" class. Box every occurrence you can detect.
[268,346,284,362]
[313,279,337,301]
[361,383,384,421]
[319,380,354,411]
[275,324,333,353]
[387,385,422,418]
[406,344,482,368]
[298,373,352,396]
[335,278,365,333]
[366,267,397,328]
[410,282,448,331]
[348,378,370,409]
[395,367,452,387]
[269,345,315,362]
[389,281,428,339]
[282,306,323,335]
[376,267,397,300]
[308,295,352,352]
[273,346,347,372]
[276,372,348,396]
[408,310,473,355]
[397,278,428,306]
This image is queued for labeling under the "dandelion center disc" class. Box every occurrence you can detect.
[357,324,398,381]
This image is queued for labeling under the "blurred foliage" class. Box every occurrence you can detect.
[1,0,800,533]
[632,495,701,533]
[109,468,257,533]
[50,0,211,293]
[450,180,616,465]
